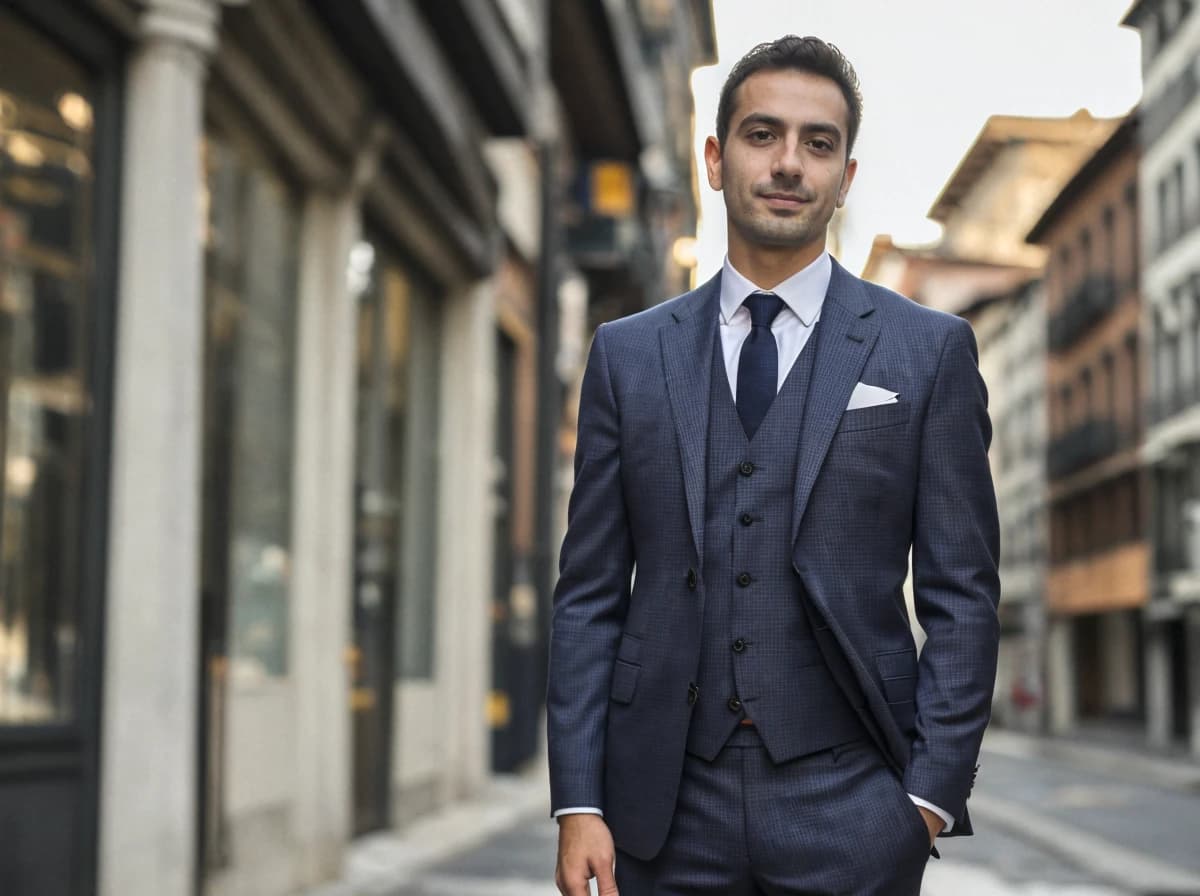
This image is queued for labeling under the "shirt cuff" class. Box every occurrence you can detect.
[553,807,604,818]
[908,795,954,833]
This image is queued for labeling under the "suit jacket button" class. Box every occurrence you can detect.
[740,512,754,526]
[727,696,742,712]
[739,461,755,476]
[737,572,752,587]
[732,638,746,652]
[687,683,699,706]
[687,568,698,590]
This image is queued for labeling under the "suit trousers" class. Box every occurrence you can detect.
[614,726,930,895]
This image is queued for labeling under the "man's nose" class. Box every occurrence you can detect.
[771,139,805,179]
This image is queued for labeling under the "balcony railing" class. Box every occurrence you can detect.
[1048,418,1120,478]
[1048,275,1117,351]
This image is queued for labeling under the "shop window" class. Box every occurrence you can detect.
[0,11,95,724]
[200,130,300,684]
[350,240,441,684]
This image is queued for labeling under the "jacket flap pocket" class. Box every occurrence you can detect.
[610,660,640,705]
[616,631,644,664]
[876,648,916,680]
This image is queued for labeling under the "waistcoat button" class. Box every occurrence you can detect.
[739,461,755,476]
[727,696,742,712]
[737,572,752,587]
[733,638,746,652]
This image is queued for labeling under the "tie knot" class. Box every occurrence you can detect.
[743,292,784,328]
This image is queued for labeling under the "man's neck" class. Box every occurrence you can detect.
[727,240,827,290]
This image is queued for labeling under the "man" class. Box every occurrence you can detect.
[548,35,1000,896]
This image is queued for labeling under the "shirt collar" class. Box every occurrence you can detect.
[719,251,831,327]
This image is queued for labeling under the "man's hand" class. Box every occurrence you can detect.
[917,806,945,847]
[556,813,619,896]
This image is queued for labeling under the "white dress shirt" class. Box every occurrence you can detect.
[718,251,829,396]
[556,252,954,833]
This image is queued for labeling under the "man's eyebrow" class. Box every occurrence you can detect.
[738,113,787,131]
[801,121,843,142]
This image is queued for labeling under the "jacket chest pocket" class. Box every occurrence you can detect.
[837,401,910,434]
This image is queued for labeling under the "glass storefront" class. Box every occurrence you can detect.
[0,8,96,725]
[200,129,300,686]
[198,122,301,868]
[349,237,441,833]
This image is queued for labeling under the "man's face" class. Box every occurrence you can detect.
[705,69,857,254]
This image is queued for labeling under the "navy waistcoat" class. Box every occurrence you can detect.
[686,324,865,762]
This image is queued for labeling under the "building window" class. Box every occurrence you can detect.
[1195,138,1200,228]
[0,12,97,724]
[351,241,442,684]
[1102,350,1116,424]
[200,129,301,684]
[1166,302,1182,416]
[1081,227,1093,273]
[1158,174,1170,252]
[1174,160,1186,241]
[1125,180,1139,283]
[1102,205,1116,280]
[1058,246,1072,304]
[1154,6,1170,52]
[1060,383,1073,433]
[1126,331,1139,429]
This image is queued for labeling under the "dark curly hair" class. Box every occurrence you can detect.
[717,35,863,158]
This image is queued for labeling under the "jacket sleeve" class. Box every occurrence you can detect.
[547,323,635,813]
[904,318,1001,829]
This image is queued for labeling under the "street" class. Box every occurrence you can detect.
[386,730,1200,896]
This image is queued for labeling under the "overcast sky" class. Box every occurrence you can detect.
[691,0,1144,279]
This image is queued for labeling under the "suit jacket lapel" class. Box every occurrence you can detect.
[661,272,722,563]
[791,260,880,544]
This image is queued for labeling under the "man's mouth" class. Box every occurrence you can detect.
[760,192,812,206]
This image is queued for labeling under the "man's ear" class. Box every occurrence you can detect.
[836,157,858,208]
[704,135,723,191]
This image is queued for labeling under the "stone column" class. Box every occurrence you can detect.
[436,280,496,801]
[1144,617,1174,749]
[288,190,363,883]
[1187,607,1200,758]
[1045,616,1077,735]
[99,1,219,894]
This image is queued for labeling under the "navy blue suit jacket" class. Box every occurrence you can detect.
[547,260,1001,861]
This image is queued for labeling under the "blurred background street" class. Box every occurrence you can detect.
[2,0,1199,894]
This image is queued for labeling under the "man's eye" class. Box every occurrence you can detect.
[809,140,833,152]
[749,130,773,141]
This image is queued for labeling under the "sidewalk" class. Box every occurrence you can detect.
[303,729,1200,896]
[982,726,1200,795]
[300,762,551,896]
[972,727,1200,895]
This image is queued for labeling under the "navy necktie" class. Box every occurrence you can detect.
[736,291,785,439]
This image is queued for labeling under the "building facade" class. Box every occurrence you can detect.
[863,113,1115,729]
[0,1,715,894]
[1123,0,1200,755]
[1026,116,1148,739]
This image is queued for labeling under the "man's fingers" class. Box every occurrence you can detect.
[592,855,619,895]
[555,867,589,896]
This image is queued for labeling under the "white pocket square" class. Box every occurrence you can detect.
[846,382,899,410]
